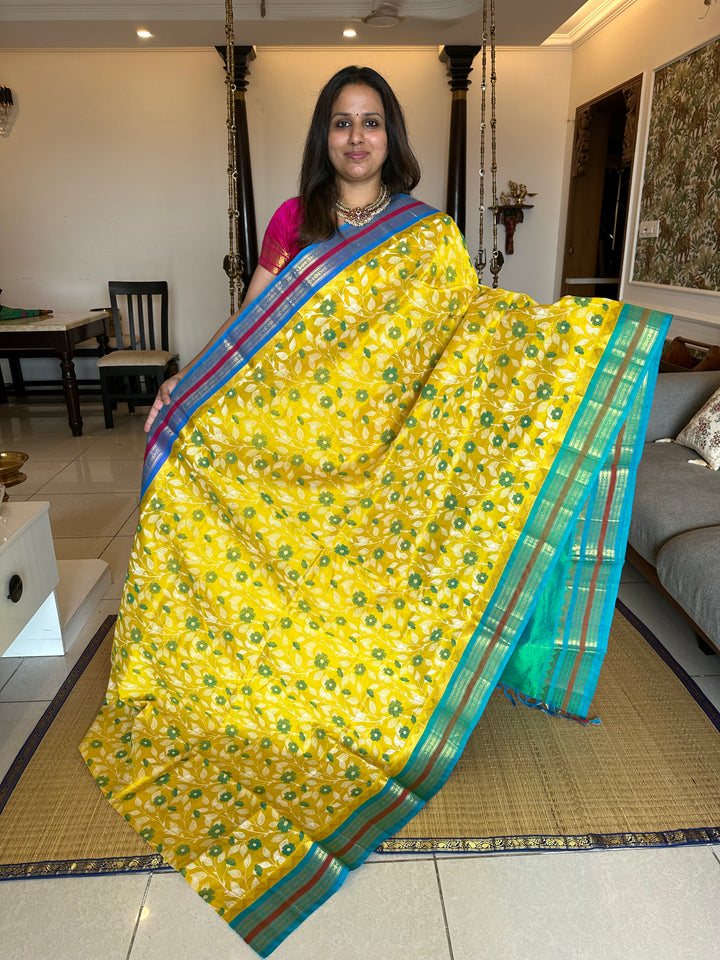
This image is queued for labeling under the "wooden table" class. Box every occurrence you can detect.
[0,311,110,436]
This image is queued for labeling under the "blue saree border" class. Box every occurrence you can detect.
[141,194,437,497]
[551,358,659,714]
[230,847,348,956]
[524,307,670,720]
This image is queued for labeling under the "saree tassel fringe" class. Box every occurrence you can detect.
[498,683,602,725]
[80,195,670,956]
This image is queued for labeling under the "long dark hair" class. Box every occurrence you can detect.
[298,66,421,247]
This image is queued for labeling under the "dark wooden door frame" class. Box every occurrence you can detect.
[561,75,642,301]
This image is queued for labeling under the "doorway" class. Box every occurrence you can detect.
[561,76,642,300]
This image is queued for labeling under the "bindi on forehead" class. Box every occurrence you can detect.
[331,110,383,118]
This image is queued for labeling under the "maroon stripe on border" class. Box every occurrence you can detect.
[243,852,335,945]
[332,786,412,859]
[560,431,621,713]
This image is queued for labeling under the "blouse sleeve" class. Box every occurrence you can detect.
[258,197,303,275]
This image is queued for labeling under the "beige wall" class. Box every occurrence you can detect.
[566,0,720,337]
[0,50,229,373]
[465,46,572,301]
[2,6,718,386]
[0,44,571,380]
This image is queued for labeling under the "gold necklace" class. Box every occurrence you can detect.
[335,184,390,227]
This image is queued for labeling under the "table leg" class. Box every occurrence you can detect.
[8,356,26,397]
[88,310,111,357]
[59,351,83,436]
[96,330,110,357]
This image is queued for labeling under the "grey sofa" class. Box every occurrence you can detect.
[627,370,720,655]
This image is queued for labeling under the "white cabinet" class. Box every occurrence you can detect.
[0,501,61,657]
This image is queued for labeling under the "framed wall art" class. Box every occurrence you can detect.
[632,35,720,292]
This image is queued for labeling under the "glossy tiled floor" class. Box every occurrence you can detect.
[1,399,719,960]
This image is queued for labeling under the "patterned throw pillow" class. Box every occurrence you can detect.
[676,387,720,470]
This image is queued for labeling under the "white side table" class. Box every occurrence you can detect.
[0,501,111,658]
[0,501,61,657]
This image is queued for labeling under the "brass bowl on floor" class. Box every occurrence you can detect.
[0,451,29,489]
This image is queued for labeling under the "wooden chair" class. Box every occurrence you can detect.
[97,281,178,428]
[660,336,720,374]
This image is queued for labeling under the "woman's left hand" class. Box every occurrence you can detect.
[144,372,182,433]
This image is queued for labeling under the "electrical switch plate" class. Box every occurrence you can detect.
[638,219,660,238]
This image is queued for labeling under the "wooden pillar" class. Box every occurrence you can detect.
[216,45,258,287]
[439,45,481,234]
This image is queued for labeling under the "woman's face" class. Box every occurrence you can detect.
[327,83,388,193]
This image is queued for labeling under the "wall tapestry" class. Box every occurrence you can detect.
[633,35,720,292]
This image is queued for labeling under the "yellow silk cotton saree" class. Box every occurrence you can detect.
[81,194,670,955]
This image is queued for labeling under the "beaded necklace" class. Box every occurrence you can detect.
[335,183,390,227]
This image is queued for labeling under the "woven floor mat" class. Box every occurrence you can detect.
[1,603,719,878]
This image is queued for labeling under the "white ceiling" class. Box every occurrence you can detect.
[0,1,600,48]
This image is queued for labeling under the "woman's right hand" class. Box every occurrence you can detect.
[144,372,183,433]
[141,267,274,435]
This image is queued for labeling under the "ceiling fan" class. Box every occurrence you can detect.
[252,1,484,28]
[361,3,406,26]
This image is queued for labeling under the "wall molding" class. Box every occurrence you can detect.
[546,0,640,50]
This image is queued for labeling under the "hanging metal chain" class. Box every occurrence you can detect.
[224,0,244,312]
[488,0,504,288]
[474,0,503,288]
[473,1,488,280]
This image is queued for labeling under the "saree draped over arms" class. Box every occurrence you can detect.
[80,194,670,956]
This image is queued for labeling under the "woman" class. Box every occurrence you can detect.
[143,66,420,434]
[82,67,669,957]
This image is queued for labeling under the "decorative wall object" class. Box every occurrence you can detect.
[0,84,16,137]
[633,36,720,292]
[493,181,536,255]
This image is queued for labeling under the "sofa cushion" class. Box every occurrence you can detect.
[645,371,720,441]
[656,527,720,648]
[676,385,720,469]
[628,440,720,563]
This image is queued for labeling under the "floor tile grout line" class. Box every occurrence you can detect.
[433,856,456,960]
[0,696,62,705]
[0,660,23,695]
[125,871,154,960]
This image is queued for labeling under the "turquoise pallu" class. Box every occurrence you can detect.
[80,197,671,955]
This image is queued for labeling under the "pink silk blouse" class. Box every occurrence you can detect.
[258,197,303,275]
